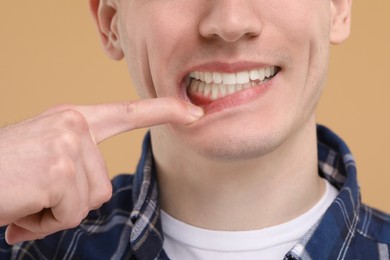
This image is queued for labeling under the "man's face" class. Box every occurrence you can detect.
[114,0,350,160]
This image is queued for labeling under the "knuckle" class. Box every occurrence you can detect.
[91,203,103,211]
[52,131,82,155]
[91,182,113,208]
[99,182,113,203]
[63,212,85,229]
[70,208,89,227]
[57,109,89,134]
[48,156,75,181]
[82,207,90,218]
[67,217,83,229]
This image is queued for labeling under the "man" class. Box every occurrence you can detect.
[0,0,389,259]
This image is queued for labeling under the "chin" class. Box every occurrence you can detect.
[172,124,286,161]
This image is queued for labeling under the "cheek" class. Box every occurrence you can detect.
[118,1,188,99]
[118,8,152,98]
[264,1,330,127]
[299,12,331,106]
[269,0,330,53]
[120,2,200,98]
[273,2,331,85]
[145,5,200,97]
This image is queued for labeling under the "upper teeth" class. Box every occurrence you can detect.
[189,66,277,85]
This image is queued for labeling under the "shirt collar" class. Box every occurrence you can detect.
[130,125,361,260]
[130,133,164,260]
[286,125,361,260]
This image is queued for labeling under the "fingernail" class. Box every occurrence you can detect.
[188,105,204,119]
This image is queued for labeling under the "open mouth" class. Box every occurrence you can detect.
[186,66,280,106]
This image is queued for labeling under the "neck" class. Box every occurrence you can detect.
[151,117,324,231]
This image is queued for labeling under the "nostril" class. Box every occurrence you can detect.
[200,25,260,43]
[198,3,262,43]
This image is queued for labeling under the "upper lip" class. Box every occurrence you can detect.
[184,61,275,74]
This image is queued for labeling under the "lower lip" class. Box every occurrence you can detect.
[186,76,277,115]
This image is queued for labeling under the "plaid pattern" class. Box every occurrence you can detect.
[1,125,389,259]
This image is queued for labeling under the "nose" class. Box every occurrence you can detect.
[199,0,262,42]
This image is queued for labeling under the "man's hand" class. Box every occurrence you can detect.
[0,97,203,245]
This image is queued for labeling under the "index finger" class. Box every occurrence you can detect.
[77,97,204,143]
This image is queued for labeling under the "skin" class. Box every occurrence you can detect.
[113,0,351,161]
[0,0,352,245]
[92,0,351,230]
[0,99,203,244]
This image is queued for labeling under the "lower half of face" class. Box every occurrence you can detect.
[120,0,331,161]
[156,56,328,161]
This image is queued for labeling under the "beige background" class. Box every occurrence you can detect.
[1,2,389,212]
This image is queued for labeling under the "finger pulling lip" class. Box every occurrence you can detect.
[190,76,277,114]
[179,62,281,115]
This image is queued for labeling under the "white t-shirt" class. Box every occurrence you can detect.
[161,180,338,260]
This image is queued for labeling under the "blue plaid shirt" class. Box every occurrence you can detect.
[1,125,390,259]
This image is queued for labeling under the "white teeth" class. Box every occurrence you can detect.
[222,73,236,85]
[190,80,199,92]
[204,84,211,96]
[199,82,205,93]
[194,71,200,80]
[265,67,271,77]
[211,86,219,100]
[204,72,213,84]
[188,66,279,100]
[200,72,205,82]
[219,85,227,96]
[191,66,277,85]
[213,72,223,84]
[258,69,265,81]
[236,71,250,84]
[249,69,259,80]
[243,83,251,89]
[228,84,235,94]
